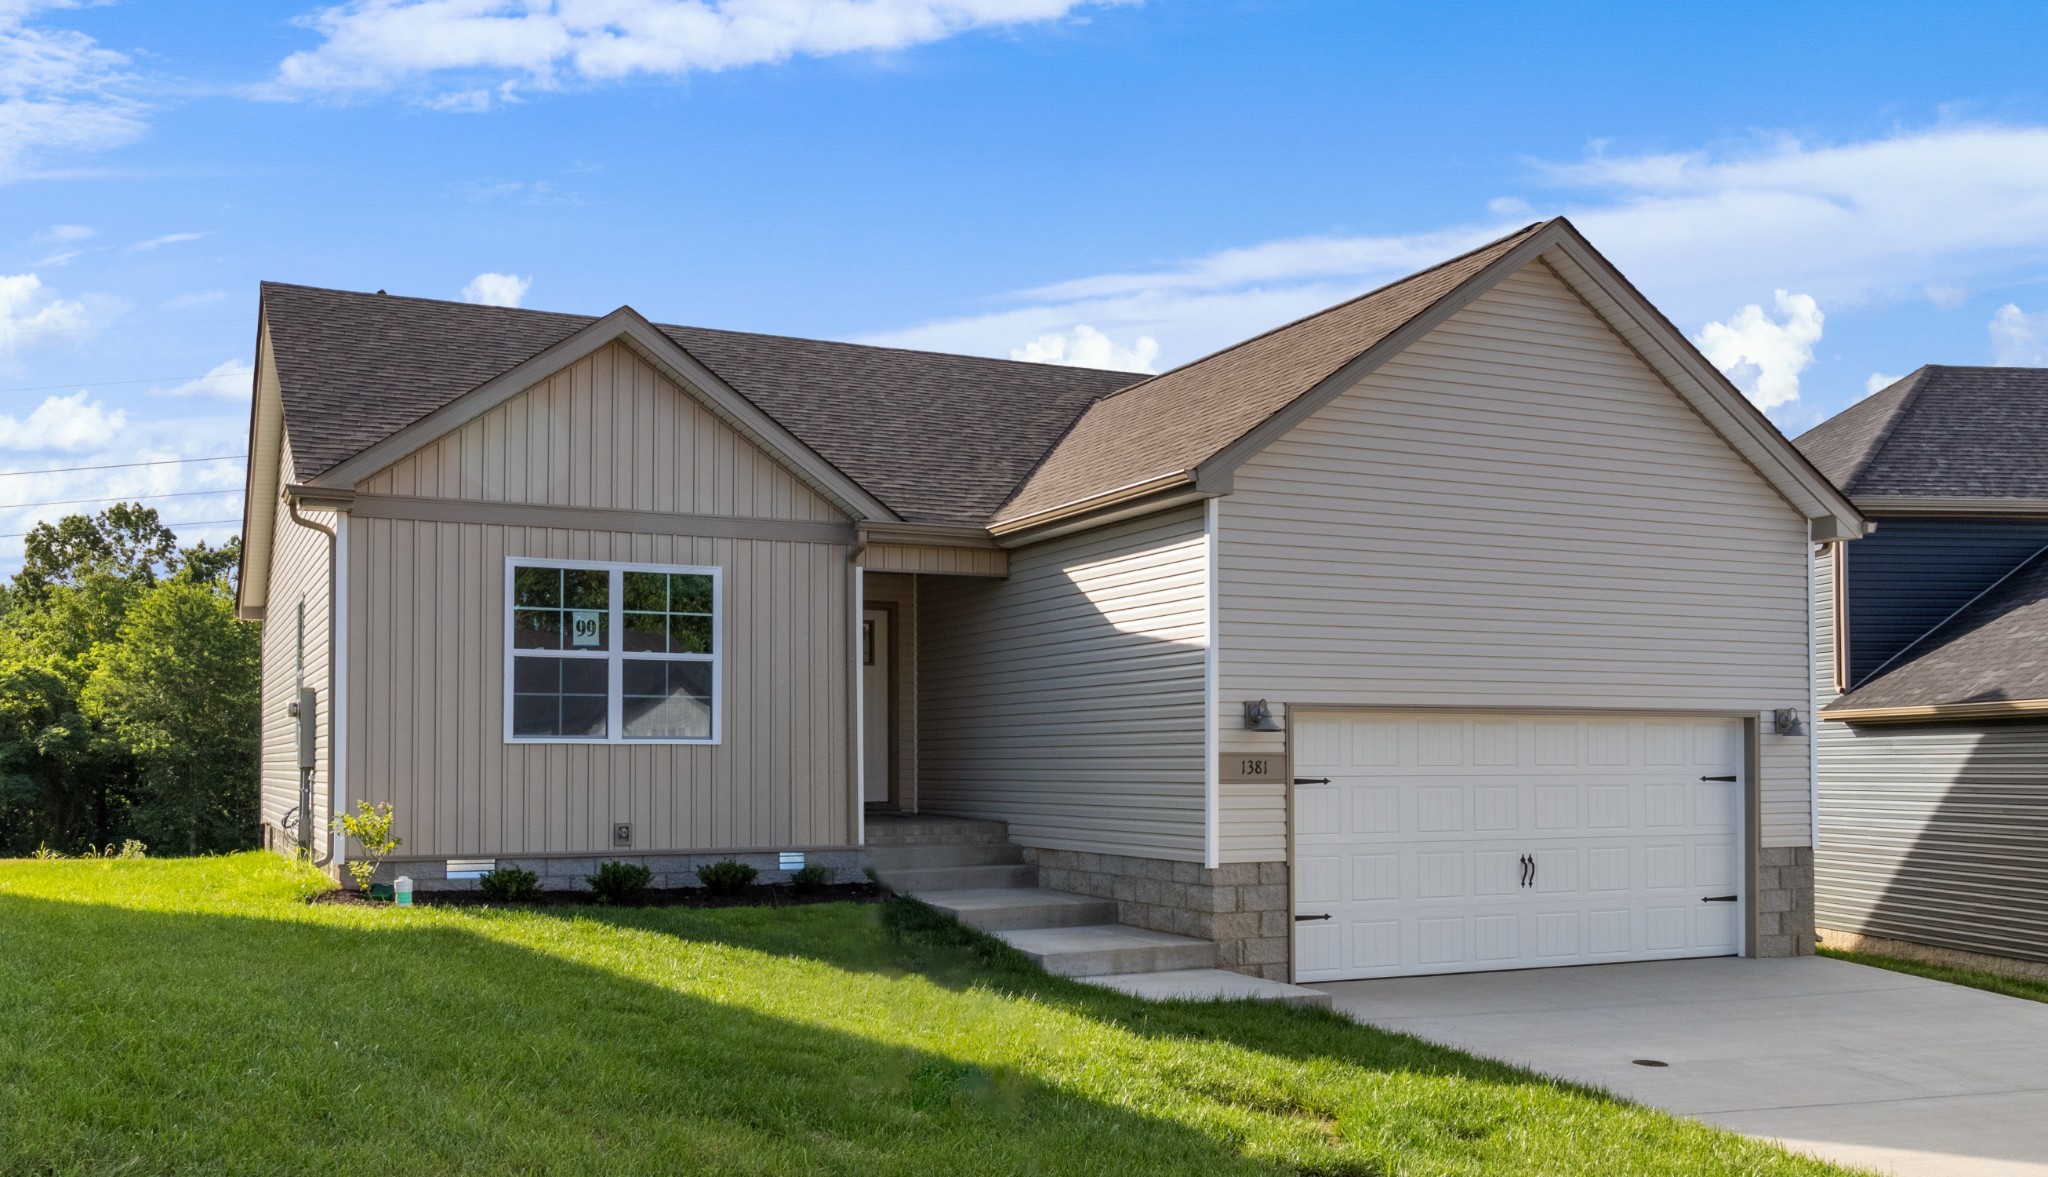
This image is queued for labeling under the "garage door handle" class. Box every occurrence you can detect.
[1293,777,1331,785]
[1702,895,1737,902]
[1294,913,1331,922]
[1700,774,1737,782]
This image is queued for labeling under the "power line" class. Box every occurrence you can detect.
[0,453,244,478]
[0,488,236,512]
[0,374,234,396]
[0,517,241,540]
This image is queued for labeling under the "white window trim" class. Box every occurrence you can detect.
[502,556,723,746]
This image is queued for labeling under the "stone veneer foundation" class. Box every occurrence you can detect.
[1755,846,1816,958]
[1023,847,1291,981]
[1818,927,2048,983]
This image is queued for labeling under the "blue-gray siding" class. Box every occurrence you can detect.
[1843,518,2048,685]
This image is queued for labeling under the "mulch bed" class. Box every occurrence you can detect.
[309,882,883,910]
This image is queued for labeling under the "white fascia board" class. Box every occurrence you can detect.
[305,307,899,523]
[237,317,285,616]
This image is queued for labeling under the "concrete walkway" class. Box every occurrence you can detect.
[1314,956,2048,1177]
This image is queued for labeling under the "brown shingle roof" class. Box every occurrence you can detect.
[1795,366,2048,500]
[1829,544,2048,712]
[993,222,1547,524]
[261,283,1140,525]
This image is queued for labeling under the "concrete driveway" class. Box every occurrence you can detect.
[1313,956,2048,1177]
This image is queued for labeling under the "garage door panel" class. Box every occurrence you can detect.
[1294,712,1743,982]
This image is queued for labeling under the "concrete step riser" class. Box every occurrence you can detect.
[949,899,1120,932]
[1028,942,1217,978]
[865,831,1012,848]
[877,863,1038,892]
[868,843,1026,870]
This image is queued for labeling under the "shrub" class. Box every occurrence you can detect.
[587,860,653,904]
[789,863,830,893]
[116,839,147,860]
[478,865,541,903]
[338,801,401,894]
[695,859,757,895]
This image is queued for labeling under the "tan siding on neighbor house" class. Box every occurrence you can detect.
[1216,261,1815,861]
[356,342,843,523]
[919,506,1209,860]
[347,522,852,857]
[259,445,336,849]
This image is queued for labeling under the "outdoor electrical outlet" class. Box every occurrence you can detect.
[613,823,631,847]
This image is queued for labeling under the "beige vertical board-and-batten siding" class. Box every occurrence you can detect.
[341,341,855,858]
[862,544,1007,577]
[919,506,1210,860]
[1216,261,1814,862]
[258,443,335,847]
[356,342,843,522]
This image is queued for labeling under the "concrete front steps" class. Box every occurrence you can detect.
[867,812,1326,1007]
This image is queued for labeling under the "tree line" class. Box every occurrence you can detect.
[0,504,258,856]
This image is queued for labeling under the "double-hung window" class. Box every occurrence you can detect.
[505,558,721,744]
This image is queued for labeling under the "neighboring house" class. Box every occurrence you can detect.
[238,217,1862,984]
[1797,367,2048,972]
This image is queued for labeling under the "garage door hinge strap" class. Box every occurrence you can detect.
[1702,895,1737,902]
[1294,913,1331,922]
[1700,774,1737,782]
[1293,777,1331,785]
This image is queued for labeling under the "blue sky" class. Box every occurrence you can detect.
[7,0,2048,564]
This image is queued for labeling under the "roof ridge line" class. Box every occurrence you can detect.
[1846,365,1938,495]
[261,280,1144,379]
[1849,537,2048,691]
[1078,219,1550,409]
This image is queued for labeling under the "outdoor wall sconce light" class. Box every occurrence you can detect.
[1242,699,1284,732]
[1772,708,1805,736]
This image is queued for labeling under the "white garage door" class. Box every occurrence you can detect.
[1293,712,1742,982]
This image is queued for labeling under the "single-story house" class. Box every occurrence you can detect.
[238,217,1863,983]
[1796,368,2048,975]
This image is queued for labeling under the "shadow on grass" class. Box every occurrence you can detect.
[0,891,1353,1177]
[575,895,1584,1094]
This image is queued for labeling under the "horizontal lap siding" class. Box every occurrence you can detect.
[349,523,851,856]
[356,342,842,523]
[259,446,333,846]
[1816,720,2048,965]
[1219,262,1813,861]
[919,507,1208,860]
[1816,528,2048,964]
[1841,519,2048,684]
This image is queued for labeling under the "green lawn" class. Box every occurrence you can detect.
[0,855,1858,1176]
[1821,946,2048,1005]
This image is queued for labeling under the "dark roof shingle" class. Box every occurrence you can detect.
[261,283,1140,524]
[1829,544,2048,712]
[1795,366,2048,500]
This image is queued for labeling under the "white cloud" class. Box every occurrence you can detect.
[864,124,2048,401]
[0,390,125,451]
[0,4,146,181]
[0,271,86,355]
[130,231,210,252]
[152,358,255,400]
[460,271,532,307]
[1692,291,1823,411]
[1865,371,1904,398]
[44,223,93,241]
[1923,283,1966,309]
[1010,324,1158,374]
[1990,303,2048,366]
[0,413,250,563]
[271,0,1124,105]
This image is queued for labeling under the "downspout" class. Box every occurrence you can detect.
[849,541,867,848]
[284,494,337,866]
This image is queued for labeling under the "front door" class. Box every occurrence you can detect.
[862,608,891,804]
